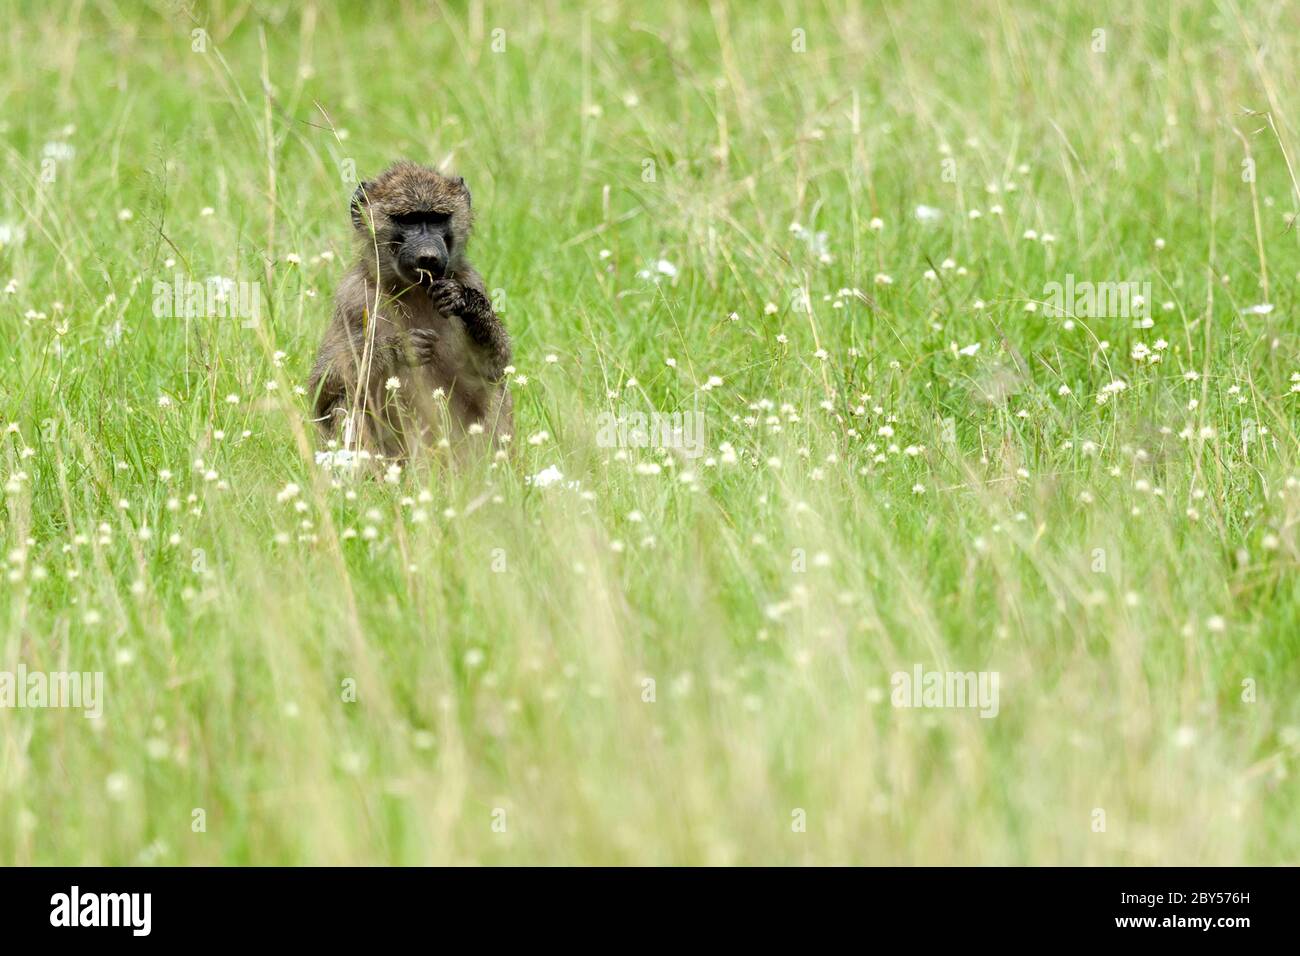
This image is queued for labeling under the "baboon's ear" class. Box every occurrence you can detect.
[452,175,471,208]
[350,181,375,229]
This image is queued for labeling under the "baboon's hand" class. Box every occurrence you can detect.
[426,278,467,316]
[405,327,441,366]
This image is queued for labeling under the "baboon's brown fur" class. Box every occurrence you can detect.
[307,161,512,461]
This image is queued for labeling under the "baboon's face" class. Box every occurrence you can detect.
[386,205,455,285]
[351,162,472,289]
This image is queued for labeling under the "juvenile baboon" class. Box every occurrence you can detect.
[308,161,512,462]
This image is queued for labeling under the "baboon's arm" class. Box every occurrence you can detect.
[428,268,512,381]
[307,305,414,433]
[459,284,512,381]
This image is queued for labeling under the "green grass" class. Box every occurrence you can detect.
[1,0,1299,865]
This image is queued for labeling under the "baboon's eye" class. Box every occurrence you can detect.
[392,211,452,226]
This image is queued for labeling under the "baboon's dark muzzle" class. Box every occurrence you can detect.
[402,235,448,282]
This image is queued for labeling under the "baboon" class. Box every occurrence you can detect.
[308,161,512,462]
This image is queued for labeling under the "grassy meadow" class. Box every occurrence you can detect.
[1,0,1299,865]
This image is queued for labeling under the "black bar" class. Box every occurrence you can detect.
[0,867,1287,942]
